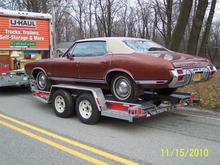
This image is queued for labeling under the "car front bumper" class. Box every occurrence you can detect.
[0,73,29,87]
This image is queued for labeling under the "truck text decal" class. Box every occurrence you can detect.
[10,19,37,28]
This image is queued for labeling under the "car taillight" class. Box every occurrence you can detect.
[178,75,184,81]
[176,69,184,81]
[177,69,183,74]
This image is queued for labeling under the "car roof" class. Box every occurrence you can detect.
[76,37,150,54]
[76,37,150,42]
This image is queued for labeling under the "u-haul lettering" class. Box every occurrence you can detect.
[9,19,36,28]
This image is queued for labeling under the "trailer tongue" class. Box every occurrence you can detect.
[31,84,197,124]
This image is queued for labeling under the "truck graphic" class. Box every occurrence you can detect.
[0,9,53,87]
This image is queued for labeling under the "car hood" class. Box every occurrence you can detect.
[145,51,211,68]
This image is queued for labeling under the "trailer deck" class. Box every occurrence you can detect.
[31,84,196,124]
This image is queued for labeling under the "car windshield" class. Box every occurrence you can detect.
[123,40,167,52]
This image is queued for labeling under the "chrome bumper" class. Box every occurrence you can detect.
[168,66,217,88]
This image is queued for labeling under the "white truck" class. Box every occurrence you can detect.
[0,9,53,87]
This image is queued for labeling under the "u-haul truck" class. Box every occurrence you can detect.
[0,9,53,87]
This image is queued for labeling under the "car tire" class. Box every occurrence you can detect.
[111,74,139,103]
[52,89,74,118]
[156,88,177,95]
[36,71,51,91]
[75,93,100,124]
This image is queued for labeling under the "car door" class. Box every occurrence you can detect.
[73,41,110,82]
[49,45,79,79]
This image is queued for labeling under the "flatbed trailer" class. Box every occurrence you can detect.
[31,84,197,124]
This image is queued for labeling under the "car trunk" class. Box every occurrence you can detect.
[147,51,210,69]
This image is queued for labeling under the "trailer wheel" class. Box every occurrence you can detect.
[76,93,100,124]
[53,89,74,118]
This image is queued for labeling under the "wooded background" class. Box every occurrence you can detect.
[0,0,219,66]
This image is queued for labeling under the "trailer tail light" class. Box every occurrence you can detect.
[32,91,50,100]
[190,95,195,102]
[106,102,130,112]
[129,107,142,115]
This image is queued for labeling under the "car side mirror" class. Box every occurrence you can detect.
[66,53,74,60]
[66,52,70,57]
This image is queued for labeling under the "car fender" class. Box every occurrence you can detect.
[31,67,48,78]
[104,68,135,83]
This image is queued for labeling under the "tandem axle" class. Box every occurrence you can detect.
[31,84,196,124]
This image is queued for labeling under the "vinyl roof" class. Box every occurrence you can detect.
[76,37,150,54]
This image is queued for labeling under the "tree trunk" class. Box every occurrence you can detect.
[42,0,48,13]
[198,0,217,57]
[165,0,173,46]
[169,0,193,51]
[187,0,208,55]
[152,6,157,40]
[106,0,112,37]
[89,0,93,37]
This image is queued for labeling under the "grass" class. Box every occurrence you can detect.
[178,70,220,111]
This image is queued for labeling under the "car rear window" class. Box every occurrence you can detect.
[123,40,167,52]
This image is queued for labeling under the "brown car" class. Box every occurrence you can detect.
[25,37,217,102]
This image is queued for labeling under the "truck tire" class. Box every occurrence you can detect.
[75,93,100,124]
[52,89,74,118]
[36,71,51,91]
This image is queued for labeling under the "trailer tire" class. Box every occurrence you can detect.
[76,93,100,124]
[52,89,74,118]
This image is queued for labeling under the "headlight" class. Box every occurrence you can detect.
[23,76,28,81]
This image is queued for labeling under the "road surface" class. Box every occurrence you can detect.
[0,87,220,165]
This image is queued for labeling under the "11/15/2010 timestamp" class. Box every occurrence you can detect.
[161,148,209,158]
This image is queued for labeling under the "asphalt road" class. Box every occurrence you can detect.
[0,87,220,165]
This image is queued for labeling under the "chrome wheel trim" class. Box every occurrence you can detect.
[37,73,47,90]
[54,96,66,113]
[113,77,132,100]
[79,100,92,119]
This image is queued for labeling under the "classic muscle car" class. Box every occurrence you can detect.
[25,37,217,102]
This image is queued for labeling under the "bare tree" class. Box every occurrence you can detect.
[199,0,217,57]
[169,0,193,51]
[0,0,19,9]
[187,0,208,55]
[154,0,173,46]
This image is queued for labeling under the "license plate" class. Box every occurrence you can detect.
[193,73,201,81]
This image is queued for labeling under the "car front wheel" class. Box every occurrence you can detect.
[111,74,139,103]
[36,71,51,91]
